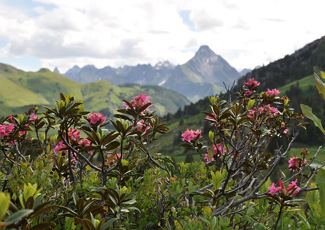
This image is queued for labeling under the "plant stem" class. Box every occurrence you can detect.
[274,204,284,230]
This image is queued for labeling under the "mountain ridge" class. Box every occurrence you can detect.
[64,45,241,102]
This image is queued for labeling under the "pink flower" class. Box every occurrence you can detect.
[203,152,215,163]
[268,180,301,197]
[287,180,301,196]
[268,182,282,196]
[283,128,289,135]
[247,109,256,120]
[0,123,15,138]
[288,156,299,171]
[244,90,253,97]
[257,106,265,113]
[68,128,80,141]
[136,119,151,134]
[29,113,38,122]
[244,78,260,89]
[54,141,67,154]
[181,129,202,143]
[78,138,92,148]
[288,156,307,171]
[7,115,15,123]
[265,88,280,97]
[268,106,280,116]
[264,104,280,117]
[19,130,27,137]
[87,112,106,126]
[127,93,151,110]
[213,143,226,156]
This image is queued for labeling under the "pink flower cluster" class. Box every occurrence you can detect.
[54,141,67,154]
[68,128,80,142]
[213,143,226,156]
[129,93,151,110]
[243,79,260,98]
[244,90,253,97]
[78,138,92,148]
[288,156,307,171]
[136,119,151,135]
[203,143,227,163]
[268,180,301,197]
[181,129,202,143]
[265,104,280,116]
[247,104,280,120]
[265,88,280,97]
[0,123,15,138]
[29,113,38,122]
[87,112,106,126]
[244,78,260,89]
[203,153,215,163]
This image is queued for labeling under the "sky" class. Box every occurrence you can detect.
[0,0,325,72]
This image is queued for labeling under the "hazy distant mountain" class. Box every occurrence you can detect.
[239,68,251,76]
[64,45,240,101]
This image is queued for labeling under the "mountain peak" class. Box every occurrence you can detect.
[195,45,217,58]
[184,45,240,86]
[154,61,174,69]
[53,67,60,74]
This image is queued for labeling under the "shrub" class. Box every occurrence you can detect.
[0,79,323,229]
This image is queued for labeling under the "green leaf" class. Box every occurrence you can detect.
[0,192,10,220]
[210,170,227,190]
[314,73,325,102]
[247,99,255,110]
[300,104,325,135]
[122,199,136,205]
[316,169,325,218]
[208,131,214,142]
[4,209,33,225]
[23,183,39,202]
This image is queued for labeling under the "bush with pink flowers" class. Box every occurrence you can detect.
[0,78,324,229]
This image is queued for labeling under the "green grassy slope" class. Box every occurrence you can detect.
[279,75,313,94]
[0,65,82,114]
[0,63,190,116]
[152,113,205,162]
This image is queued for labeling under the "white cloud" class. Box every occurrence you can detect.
[0,0,325,71]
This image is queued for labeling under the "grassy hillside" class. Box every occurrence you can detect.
[152,113,206,162]
[81,82,190,115]
[279,75,313,94]
[0,63,190,116]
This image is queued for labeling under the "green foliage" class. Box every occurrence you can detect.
[301,73,325,136]
[301,104,325,135]
[0,192,10,220]
[0,84,324,229]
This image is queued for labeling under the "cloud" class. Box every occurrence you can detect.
[0,0,325,72]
